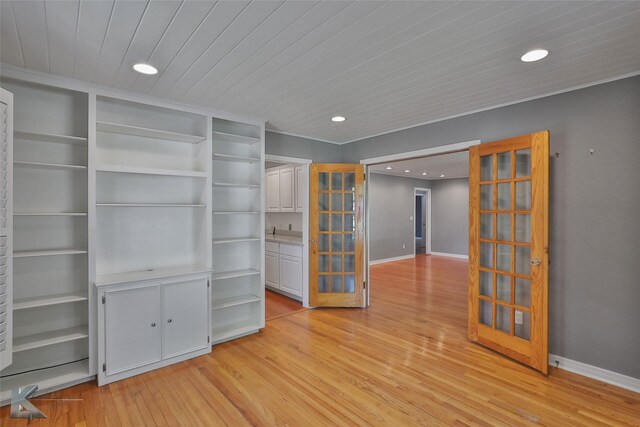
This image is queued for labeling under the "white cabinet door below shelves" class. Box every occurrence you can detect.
[266,170,280,212]
[265,251,279,288]
[162,278,209,359]
[279,254,302,297]
[105,285,162,376]
[279,167,295,212]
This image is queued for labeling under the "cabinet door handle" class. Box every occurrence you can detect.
[151,323,156,327]
[167,319,172,323]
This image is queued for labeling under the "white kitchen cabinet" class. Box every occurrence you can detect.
[265,250,279,289]
[105,285,162,376]
[98,274,210,385]
[279,254,303,297]
[279,167,295,212]
[265,242,303,300]
[162,279,209,359]
[295,166,305,212]
[266,169,280,212]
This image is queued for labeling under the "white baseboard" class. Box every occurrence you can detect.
[369,254,415,265]
[430,251,469,259]
[549,354,640,393]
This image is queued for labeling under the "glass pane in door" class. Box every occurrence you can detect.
[481,155,493,181]
[497,152,511,179]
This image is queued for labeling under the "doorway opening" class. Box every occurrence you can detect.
[414,188,431,255]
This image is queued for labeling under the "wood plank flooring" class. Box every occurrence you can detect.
[265,289,304,321]
[2,255,639,426]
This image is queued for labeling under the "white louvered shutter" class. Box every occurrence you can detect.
[0,88,13,370]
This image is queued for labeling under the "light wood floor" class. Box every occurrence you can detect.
[2,255,639,426]
[265,289,304,321]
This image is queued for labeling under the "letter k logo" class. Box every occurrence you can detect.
[10,385,47,419]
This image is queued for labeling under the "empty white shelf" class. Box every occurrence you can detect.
[0,360,91,406]
[96,165,207,178]
[212,131,260,145]
[97,203,206,207]
[97,121,206,144]
[212,323,260,344]
[14,249,88,258]
[13,326,89,352]
[14,130,87,145]
[212,153,260,163]
[15,161,87,171]
[14,212,87,216]
[96,264,210,287]
[212,294,261,310]
[212,268,260,281]
[213,211,259,215]
[14,293,88,310]
[212,237,260,244]
[213,182,259,188]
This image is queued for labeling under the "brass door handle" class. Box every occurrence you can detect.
[530,258,541,266]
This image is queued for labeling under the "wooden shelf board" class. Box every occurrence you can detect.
[97,203,206,208]
[0,360,92,406]
[14,130,87,145]
[15,161,87,171]
[212,237,260,244]
[213,182,259,188]
[212,294,261,310]
[97,121,206,144]
[212,131,260,145]
[213,211,259,215]
[96,264,210,287]
[14,249,88,258]
[212,268,260,281]
[14,212,87,216]
[96,165,207,178]
[14,293,88,310]
[212,153,260,163]
[13,326,89,352]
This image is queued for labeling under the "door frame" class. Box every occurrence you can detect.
[361,139,481,307]
[413,188,431,256]
[265,154,312,308]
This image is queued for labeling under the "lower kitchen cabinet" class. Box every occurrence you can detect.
[97,273,210,385]
[265,242,303,300]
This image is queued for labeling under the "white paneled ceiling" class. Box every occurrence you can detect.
[370,151,469,181]
[2,1,640,144]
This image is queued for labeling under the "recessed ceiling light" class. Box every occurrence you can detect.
[385,166,392,170]
[331,116,346,122]
[439,174,445,178]
[404,169,411,173]
[521,49,548,63]
[422,172,427,176]
[133,63,158,75]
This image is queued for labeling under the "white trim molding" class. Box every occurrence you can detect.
[549,354,640,393]
[430,252,469,259]
[360,140,480,165]
[369,254,415,265]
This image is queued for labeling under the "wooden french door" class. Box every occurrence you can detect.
[469,131,549,373]
[310,164,365,307]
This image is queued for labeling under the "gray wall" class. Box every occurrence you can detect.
[342,75,640,379]
[369,173,430,261]
[431,178,469,256]
[266,131,341,162]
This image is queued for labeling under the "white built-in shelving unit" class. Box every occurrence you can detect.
[0,69,265,400]
[211,119,265,343]
[95,96,210,282]
[0,79,91,400]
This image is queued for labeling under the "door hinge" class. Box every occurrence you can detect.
[102,363,106,372]
[207,335,210,343]
[207,279,210,288]
[101,295,105,304]
[363,281,366,289]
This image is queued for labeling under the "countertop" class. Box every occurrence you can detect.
[265,234,304,246]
